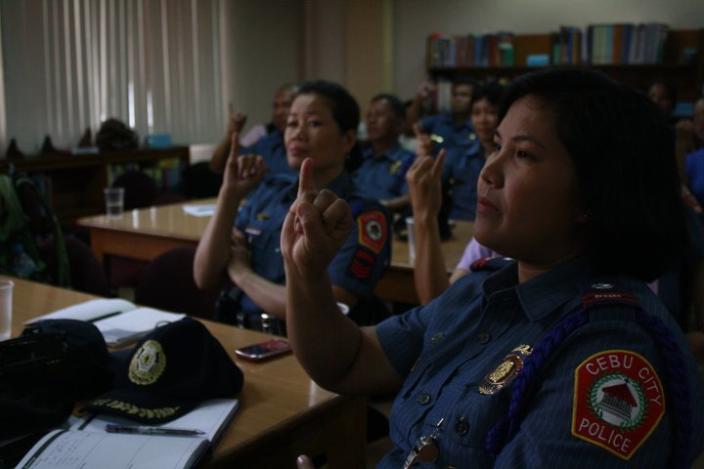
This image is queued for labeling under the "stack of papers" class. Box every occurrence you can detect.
[182,204,215,217]
[26,299,185,347]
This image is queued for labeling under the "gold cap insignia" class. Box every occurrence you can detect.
[479,344,532,395]
[256,212,270,221]
[128,339,167,386]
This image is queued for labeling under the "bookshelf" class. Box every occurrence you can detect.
[0,147,190,223]
[428,28,704,101]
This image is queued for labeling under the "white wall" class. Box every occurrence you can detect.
[393,0,704,99]
[225,0,303,139]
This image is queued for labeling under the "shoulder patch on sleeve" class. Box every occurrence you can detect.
[357,210,388,254]
[348,247,376,280]
[572,350,665,460]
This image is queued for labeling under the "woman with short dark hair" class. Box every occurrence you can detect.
[282,69,703,467]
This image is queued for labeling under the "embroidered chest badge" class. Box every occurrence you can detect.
[255,212,270,221]
[572,350,665,460]
[479,344,532,395]
[128,339,167,386]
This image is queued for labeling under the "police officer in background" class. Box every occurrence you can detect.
[417,77,475,155]
[281,70,704,467]
[352,93,415,213]
[211,83,298,179]
[194,80,391,335]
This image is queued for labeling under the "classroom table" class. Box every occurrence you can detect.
[77,200,474,304]
[8,277,367,468]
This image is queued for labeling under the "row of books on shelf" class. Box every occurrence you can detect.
[427,32,516,68]
[427,22,673,68]
[554,23,669,66]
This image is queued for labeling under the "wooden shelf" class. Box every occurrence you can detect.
[0,146,190,224]
[428,28,704,100]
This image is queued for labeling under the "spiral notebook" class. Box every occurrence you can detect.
[16,399,239,469]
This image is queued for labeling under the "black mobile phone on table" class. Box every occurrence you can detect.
[235,338,292,361]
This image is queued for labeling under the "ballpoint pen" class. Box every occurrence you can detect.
[105,424,205,436]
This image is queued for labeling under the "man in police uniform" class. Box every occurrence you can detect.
[210,83,298,180]
[418,78,475,155]
[353,94,415,213]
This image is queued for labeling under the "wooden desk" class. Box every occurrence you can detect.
[378,220,474,304]
[77,199,215,263]
[7,277,367,468]
[78,201,474,304]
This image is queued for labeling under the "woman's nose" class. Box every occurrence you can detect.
[480,150,504,188]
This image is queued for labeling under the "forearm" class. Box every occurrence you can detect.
[231,268,287,319]
[210,137,231,173]
[406,97,424,129]
[193,186,242,290]
[382,194,410,212]
[285,268,364,390]
[413,213,450,304]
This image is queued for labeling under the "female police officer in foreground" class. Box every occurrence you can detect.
[282,69,704,467]
[194,81,390,334]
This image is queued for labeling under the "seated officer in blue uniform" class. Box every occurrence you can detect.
[353,93,415,213]
[210,83,298,179]
[282,69,704,467]
[194,80,391,335]
[418,77,475,155]
[439,82,504,220]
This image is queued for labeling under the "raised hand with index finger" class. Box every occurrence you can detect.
[281,158,354,279]
[407,148,446,221]
[222,130,267,199]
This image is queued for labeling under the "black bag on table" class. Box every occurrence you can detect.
[0,320,112,467]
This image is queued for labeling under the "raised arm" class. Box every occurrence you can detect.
[194,132,265,290]
[407,147,450,304]
[211,111,247,173]
[282,158,402,395]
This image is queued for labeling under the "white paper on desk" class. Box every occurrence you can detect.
[25,298,136,324]
[72,398,240,444]
[15,429,208,469]
[182,204,215,217]
[96,308,185,346]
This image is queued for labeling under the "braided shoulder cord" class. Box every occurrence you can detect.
[635,313,691,469]
[484,307,692,469]
[484,308,589,455]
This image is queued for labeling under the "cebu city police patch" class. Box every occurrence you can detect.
[357,211,387,254]
[572,350,665,460]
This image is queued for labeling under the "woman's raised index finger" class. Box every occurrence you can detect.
[229,131,240,159]
[297,158,317,197]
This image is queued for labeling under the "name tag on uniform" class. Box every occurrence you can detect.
[389,160,402,175]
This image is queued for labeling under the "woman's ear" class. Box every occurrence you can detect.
[341,129,356,155]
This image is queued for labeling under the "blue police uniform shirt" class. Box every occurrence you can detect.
[233,171,391,321]
[420,113,475,154]
[240,129,296,180]
[375,259,704,468]
[352,144,415,201]
[442,138,485,220]
[686,148,704,207]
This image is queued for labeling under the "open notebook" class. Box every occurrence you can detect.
[26,299,185,347]
[15,399,239,469]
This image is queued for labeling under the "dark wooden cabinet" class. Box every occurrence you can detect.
[0,146,190,223]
